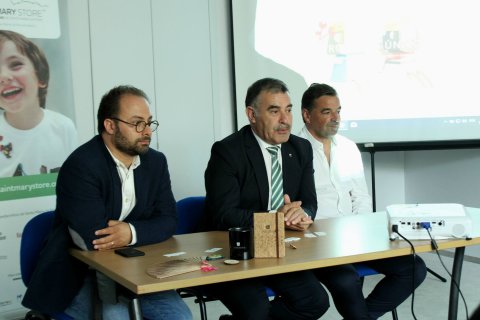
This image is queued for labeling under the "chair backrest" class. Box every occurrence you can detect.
[20,211,55,286]
[20,211,77,320]
[175,196,276,319]
[175,196,206,235]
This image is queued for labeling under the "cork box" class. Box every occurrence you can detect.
[253,212,285,258]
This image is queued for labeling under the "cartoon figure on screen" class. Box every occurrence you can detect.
[0,30,77,178]
[381,22,432,88]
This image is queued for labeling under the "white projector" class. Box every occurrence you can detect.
[387,203,473,240]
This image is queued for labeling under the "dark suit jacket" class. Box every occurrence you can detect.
[204,125,317,230]
[23,135,177,314]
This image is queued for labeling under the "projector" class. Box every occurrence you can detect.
[387,203,472,240]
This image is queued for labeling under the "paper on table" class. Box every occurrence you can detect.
[146,258,202,279]
[163,252,186,257]
[284,237,301,242]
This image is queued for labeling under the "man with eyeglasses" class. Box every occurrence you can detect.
[23,85,192,319]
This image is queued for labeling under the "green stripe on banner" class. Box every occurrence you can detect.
[0,173,58,201]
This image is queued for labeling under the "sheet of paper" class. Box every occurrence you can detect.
[164,252,186,257]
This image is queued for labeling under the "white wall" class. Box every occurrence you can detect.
[404,149,480,208]
[151,0,234,199]
[362,151,406,212]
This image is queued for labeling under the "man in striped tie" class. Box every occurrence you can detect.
[205,78,329,319]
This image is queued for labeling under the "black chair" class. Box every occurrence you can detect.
[20,211,74,320]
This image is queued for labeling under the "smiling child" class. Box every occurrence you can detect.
[0,30,77,177]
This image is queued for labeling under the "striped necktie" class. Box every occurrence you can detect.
[267,146,283,210]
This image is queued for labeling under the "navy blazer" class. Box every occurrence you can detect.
[204,125,317,230]
[23,135,177,314]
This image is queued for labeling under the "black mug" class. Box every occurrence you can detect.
[228,227,253,260]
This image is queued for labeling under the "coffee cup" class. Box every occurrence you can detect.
[228,227,253,260]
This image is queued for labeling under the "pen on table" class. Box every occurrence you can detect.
[289,243,297,249]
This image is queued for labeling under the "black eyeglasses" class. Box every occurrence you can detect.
[110,117,159,132]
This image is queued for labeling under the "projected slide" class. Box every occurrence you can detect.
[233,0,480,144]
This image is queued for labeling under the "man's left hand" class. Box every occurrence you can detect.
[93,220,132,250]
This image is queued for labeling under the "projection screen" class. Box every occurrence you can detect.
[231,0,480,148]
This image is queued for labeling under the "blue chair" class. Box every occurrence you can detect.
[174,196,277,319]
[354,263,399,320]
[20,211,73,320]
[175,197,210,319]
[175,196,206,235]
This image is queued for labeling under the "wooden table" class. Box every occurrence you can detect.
[71,207,480,319]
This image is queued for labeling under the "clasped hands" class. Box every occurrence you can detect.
[92,220,132,250]
[278,194,313,231]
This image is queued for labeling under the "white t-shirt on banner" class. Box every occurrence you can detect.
[0,109,77,177]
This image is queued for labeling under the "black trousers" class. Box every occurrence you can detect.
[315,255,427,320]
[210,270,329,320]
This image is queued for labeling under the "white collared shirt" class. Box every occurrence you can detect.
[251,129,283,210]
[298,126,372,218]
[106,147,140,245]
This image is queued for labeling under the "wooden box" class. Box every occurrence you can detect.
[253,212,285,258]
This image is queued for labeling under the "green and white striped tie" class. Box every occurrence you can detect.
[267,146,283,210]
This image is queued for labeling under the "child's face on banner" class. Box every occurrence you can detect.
[0,40,43,114]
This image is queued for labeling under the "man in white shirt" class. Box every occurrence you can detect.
[298,123,371,217]
[299,83,427,319]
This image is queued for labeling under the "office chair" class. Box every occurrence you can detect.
[175,196,276,320]
[20,211,73,320]
[175,196,210,319]
[354,263,399,320]
[175,196,207,235]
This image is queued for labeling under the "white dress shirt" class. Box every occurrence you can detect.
[107,148,140,245]
[298,126,372,218]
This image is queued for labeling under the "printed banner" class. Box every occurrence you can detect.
[0,173,57,201]
[0,0,60,39]
[0,197,57,317]
[0,1,75,317]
